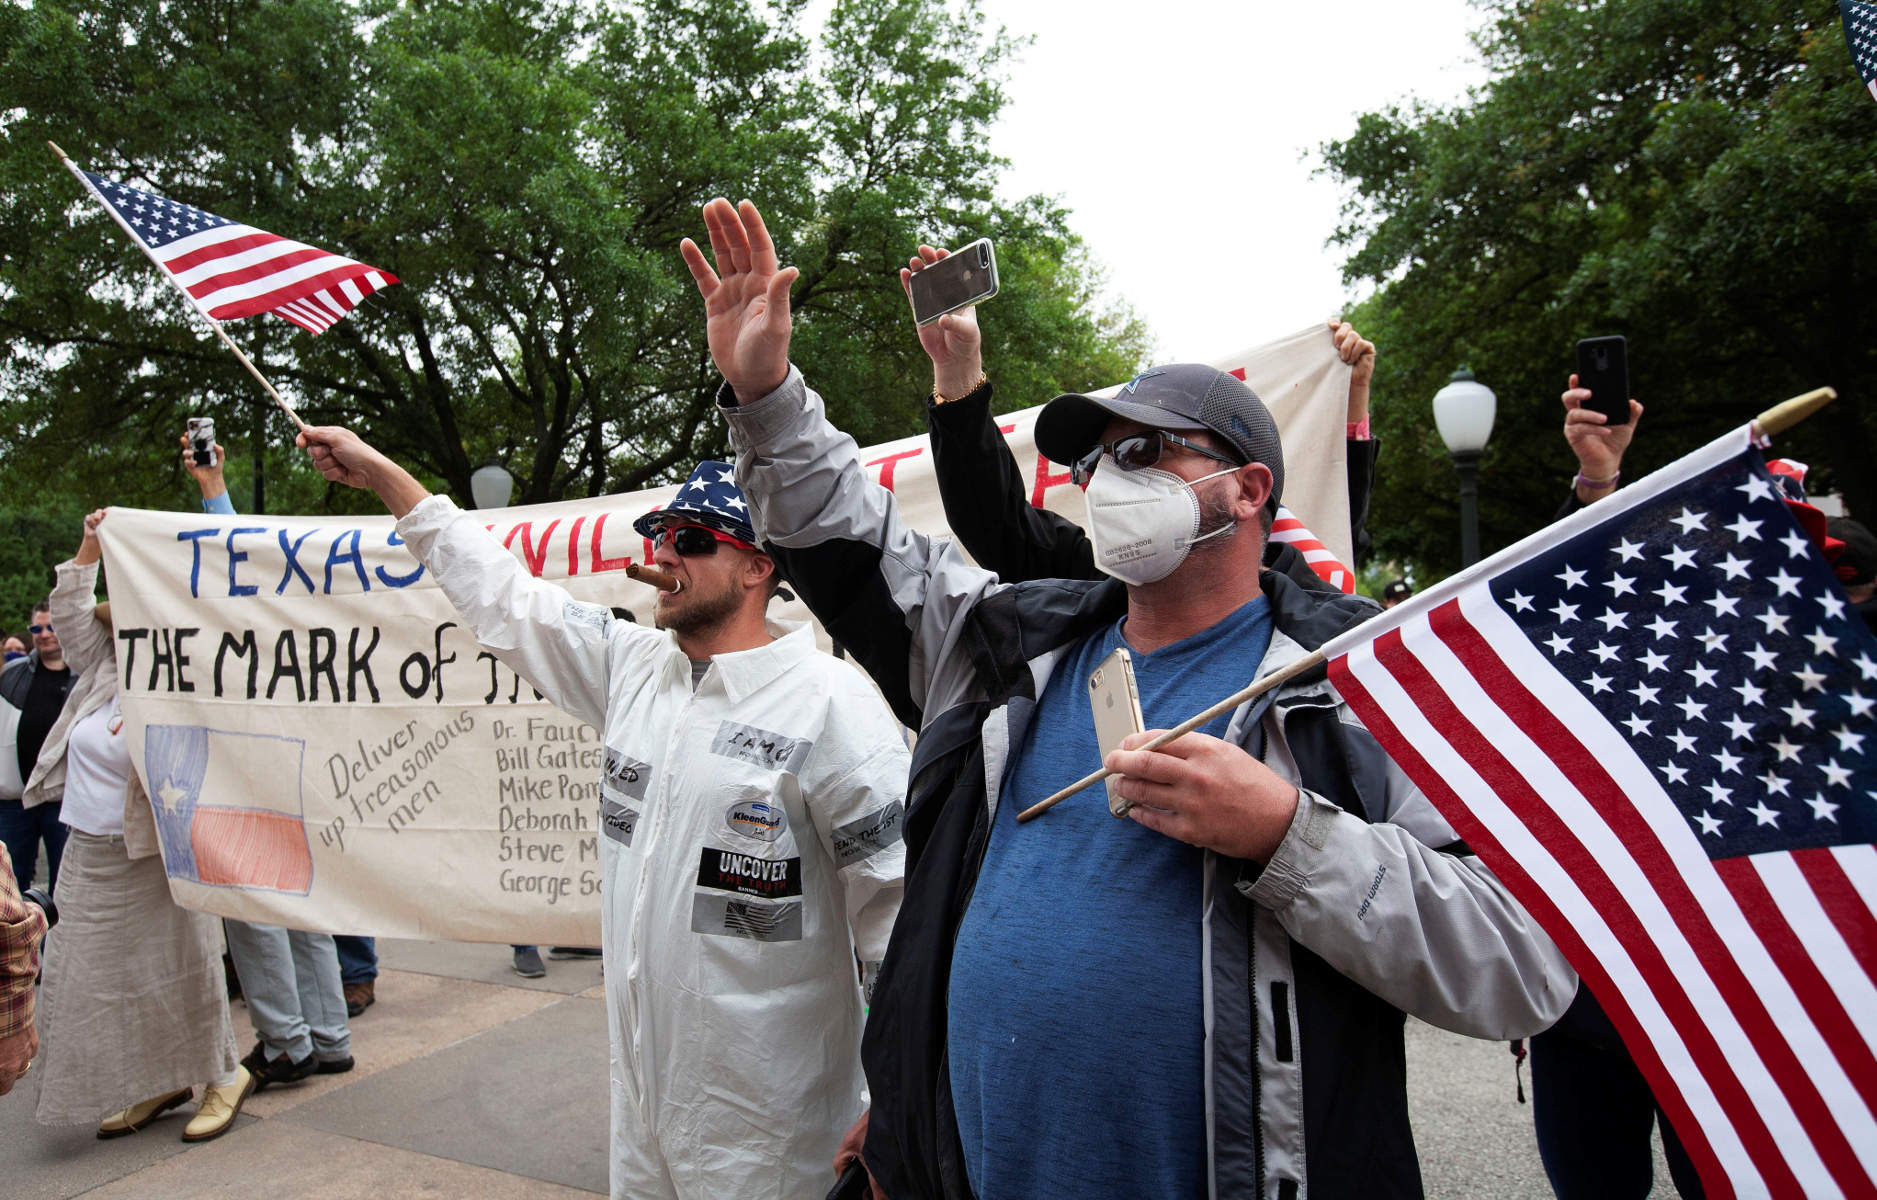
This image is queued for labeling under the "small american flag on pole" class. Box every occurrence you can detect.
[71,169,397,334]
[1323,428,1877,1197]
[1844,0,1877,102]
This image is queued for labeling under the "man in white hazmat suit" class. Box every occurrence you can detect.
[295,429,909,1200]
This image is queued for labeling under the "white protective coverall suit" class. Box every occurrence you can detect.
[399,495,909,1199]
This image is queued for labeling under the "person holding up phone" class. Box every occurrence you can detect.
[686,197,1572,1200]
[1559,369,1644,511]
[906,242,1382,590]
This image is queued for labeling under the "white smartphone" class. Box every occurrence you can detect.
[1088,646,1145,818]
[908,238,999,326]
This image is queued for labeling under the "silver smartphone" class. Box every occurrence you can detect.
[908,239,999,326]
[1088,646,1145,818]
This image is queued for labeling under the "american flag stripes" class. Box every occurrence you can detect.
[1269,504,1355,593]
[1844,0,1877,102]
[72,169,397,334]
[1323,428,1877,1198]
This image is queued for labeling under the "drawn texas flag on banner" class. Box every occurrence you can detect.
[1322,427,1877,1198]
[145,726,315,895]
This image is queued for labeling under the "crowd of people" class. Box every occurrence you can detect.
[2,196,1870,1200]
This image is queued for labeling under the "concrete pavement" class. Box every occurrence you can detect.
[3,937,1666,1197]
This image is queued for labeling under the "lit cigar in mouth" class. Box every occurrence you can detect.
[627,563,683,593]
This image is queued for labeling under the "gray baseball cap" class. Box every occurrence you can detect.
[1034,364,1285,508]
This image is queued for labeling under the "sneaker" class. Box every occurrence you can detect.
[343,979,375,1017]
[511,946,547,978]
[97,1088,193,1139]
[315,1055,355,1076]
[240,1040,317,1092]
[547,946,603,959]
[182,1066,253,1142]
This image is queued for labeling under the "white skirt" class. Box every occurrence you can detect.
[34,830,237,1125]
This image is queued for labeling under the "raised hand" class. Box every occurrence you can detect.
[75,507,108,565]
[180,434,227,499]
[903,245,983,401]
[1561,372,1643,502]
[679,198,798,403]
[296,426,431,518]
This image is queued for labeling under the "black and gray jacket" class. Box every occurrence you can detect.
[724,367,1574,1200]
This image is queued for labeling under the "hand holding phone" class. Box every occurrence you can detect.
[907,238,998,328]
[1088,647,1145,818]
[902,245,985,401]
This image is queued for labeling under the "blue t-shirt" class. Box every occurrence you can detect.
[947,596,1274,1198]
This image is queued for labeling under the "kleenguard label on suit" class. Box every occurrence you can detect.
[696,848,803,899]
[691,892,804,942]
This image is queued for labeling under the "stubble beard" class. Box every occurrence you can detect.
[655,572,742,638]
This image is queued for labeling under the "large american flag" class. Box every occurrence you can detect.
[1323,428,1877,1198]
[1845,0,1877,102]
[73,169,397,334]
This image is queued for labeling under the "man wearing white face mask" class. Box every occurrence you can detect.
[684,198,1572,1200]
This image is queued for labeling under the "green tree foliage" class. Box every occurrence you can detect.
[1322,0,1875,576]
[0,0,1147,530]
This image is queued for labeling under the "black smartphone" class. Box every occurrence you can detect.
[1574,336,1630,425]
[826,1160,868,1200]
[908,239,999,326]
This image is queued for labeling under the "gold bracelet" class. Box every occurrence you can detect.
[932,373,988,406]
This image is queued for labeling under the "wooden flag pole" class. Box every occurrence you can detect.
[1752,386,1836,439]
[47,141,308,434]
[1017,383,1839,826]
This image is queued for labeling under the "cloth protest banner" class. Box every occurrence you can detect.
[1321,427,1877,1198]
[95,324,1352,944]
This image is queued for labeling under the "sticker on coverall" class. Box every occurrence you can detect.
[723,799,788,842]
[603,749,652,801]
[690,894,804,942]
[599,799,640,847]
[710,721,814,775]
[830,800,905,868]
[696,848,803,899]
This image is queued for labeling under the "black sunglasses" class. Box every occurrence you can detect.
[29,623,53,635]
[1071,430,1242,487]
[652,524,752,557]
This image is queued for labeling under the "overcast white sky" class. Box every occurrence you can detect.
[970,0,1493,361]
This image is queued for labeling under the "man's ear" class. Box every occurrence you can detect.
[1234,463,1275,521]
[745,551,777,591]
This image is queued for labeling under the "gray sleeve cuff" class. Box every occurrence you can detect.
[717,365,805,446]
[1237,788,1341,909]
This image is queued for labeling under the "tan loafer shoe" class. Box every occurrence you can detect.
[182,1065,254,1142]
[97,1088,194,1139]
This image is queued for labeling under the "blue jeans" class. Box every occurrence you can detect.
[1531,986,1704,1199]
[0,799,67,893]
[224,920,351,1063]
[332,934,377,985]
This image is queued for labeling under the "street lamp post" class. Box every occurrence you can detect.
[469,462,515,511]
[1432,366,1497,568]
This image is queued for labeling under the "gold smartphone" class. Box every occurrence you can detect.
[1088,646,1145,818]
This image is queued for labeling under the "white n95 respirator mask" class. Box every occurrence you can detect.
[1084,459,1238,586]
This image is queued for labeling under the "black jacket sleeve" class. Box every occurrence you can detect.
[925,381,1101,583]
[1347,435,1379,567]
